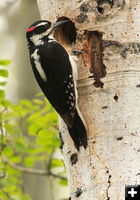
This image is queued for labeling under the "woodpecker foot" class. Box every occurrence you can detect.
[71,43,84,55]
[72,50,84,55]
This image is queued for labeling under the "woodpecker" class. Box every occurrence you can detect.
[26,20,87,150]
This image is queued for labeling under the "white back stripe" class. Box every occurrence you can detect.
[31,49,47,81]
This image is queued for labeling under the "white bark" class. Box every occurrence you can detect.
[37,0,140,199]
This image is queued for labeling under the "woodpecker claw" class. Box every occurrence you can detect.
[71,42,85,55]
[72,50,85,55]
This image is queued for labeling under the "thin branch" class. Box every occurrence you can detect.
[3,157,48,175]
[49,171,66,180]
[50,172,66,180]
[2,157,67,180]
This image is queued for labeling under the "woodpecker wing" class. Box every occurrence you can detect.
[30,40,76,128]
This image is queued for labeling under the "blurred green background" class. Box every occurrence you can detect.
[0,0,68,199]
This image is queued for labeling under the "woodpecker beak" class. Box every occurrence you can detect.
[47,19,69,36]
[53,19,69,28]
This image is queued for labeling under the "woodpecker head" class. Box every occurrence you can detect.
[26,20,51,37]
[26,20,69,46]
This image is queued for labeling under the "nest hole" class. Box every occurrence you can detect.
[53,17,77,47]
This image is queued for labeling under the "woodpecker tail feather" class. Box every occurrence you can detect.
[68,109,87,150]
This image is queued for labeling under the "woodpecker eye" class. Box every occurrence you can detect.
[44,22,51,28]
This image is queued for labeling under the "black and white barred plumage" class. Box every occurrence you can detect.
[26,20,87,150]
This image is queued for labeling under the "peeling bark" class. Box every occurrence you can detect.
[37,0,140,199]
[87,31,106,88]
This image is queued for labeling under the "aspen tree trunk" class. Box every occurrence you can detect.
[37,0,140,199]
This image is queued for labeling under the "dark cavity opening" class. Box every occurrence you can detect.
[53,17,77,47]
[70,153,78,165]
[75,188,83,197]
[97,6,104,14]
[116,137,123,140]
[114,94,118,101]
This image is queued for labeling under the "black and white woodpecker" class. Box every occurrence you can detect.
[26,20,87,150]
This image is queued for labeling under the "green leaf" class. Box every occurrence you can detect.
[23,156,36,167]
[11,105,29,117]
[28,123,40,135]
[9,155,21,163]
[0,60,10,66]
[38,129,48,138]
[33,98,44,105]
[0,81,7,86]
[52,138,60,147]
[35,92,44,97]
[20,99,33,108]
[0,99,11,107]
[36,137,50,146]
[51,159,64,168]
[47,127,58,136]
[36,128,57,146]
[0,90,5,99]
[15,141,27,153]
[0,69,8,77]
[44,112,58,123]
[36,116,48,127]
[27,112,41,121]
[4,124,16,134]
[59,179,68,186]
[2,146,13,157]
[0,191,6,199]
[4,185,17,192]
[0,89,66,199]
